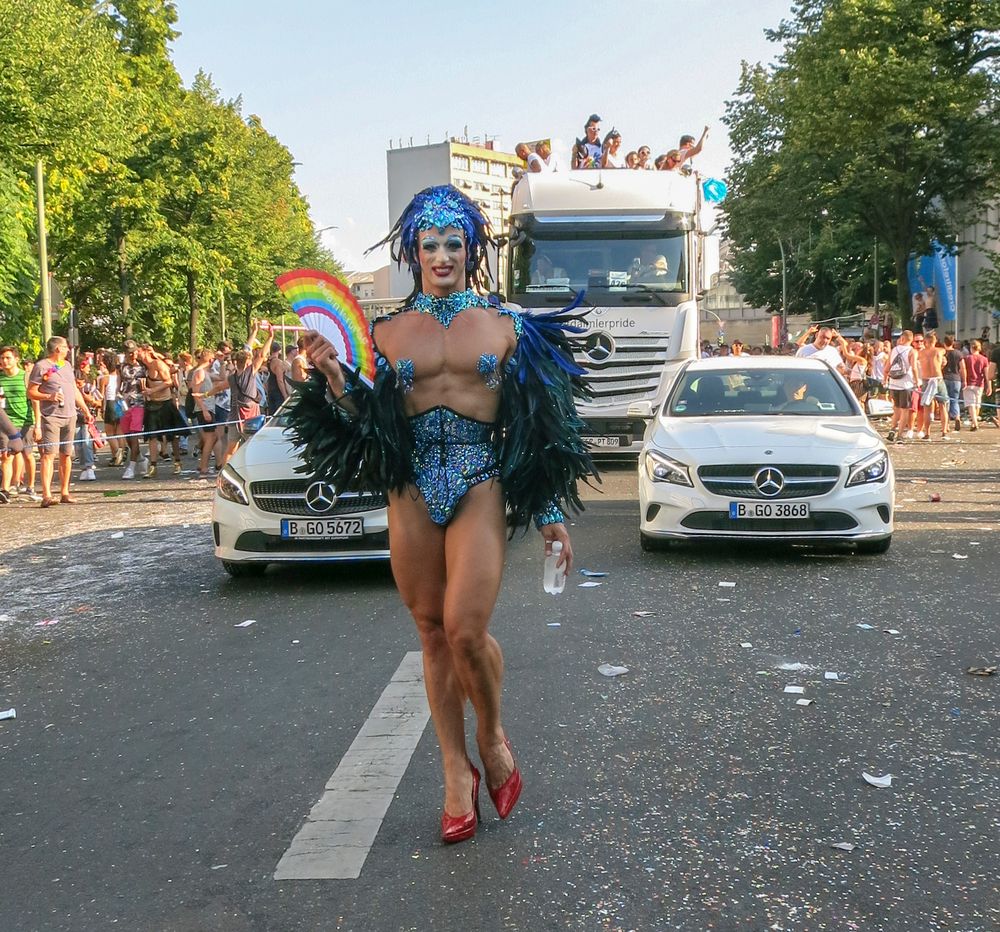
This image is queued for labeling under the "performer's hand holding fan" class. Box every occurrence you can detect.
[275,269,376,388]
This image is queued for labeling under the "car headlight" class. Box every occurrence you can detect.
[217,464,249,505]
[846,450,889,487]
[643,449,693,487]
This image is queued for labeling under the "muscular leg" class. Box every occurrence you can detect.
[388,489,473,817]
[440,480,515,792]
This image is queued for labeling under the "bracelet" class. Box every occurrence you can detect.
[9,431,21,441]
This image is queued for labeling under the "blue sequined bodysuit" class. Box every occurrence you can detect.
[373,290,563,528]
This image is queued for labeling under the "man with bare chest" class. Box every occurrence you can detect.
[138,343,186,476]
[916,332,950,440]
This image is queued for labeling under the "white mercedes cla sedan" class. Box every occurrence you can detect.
[212,404,389,577]
[638,357,894,553]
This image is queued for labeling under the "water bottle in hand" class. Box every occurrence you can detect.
[543,541,567,595]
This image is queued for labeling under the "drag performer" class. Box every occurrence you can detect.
[288,185,596,844]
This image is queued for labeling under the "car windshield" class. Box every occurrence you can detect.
[667,368,858,417]
[509,229,687,302]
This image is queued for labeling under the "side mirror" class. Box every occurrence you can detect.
[627,401,654,420]
[242,414,267,436]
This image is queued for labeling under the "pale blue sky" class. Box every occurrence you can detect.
[171,0,794,270]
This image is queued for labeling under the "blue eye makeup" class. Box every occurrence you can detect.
[445,236,464,250]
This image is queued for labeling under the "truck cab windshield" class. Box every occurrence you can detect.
[510,229,688,305]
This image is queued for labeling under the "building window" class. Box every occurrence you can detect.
[451,155,470,172]
[490,161,506,177]
[471,158,488,174]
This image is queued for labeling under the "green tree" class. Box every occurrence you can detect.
[723,0,1000,322]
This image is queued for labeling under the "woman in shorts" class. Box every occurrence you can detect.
[98,352,125,466]
[188,348,219,479]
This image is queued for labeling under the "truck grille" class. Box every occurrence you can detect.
[577,333,672,406]
[250,479,386,517]
[698,464,840,500]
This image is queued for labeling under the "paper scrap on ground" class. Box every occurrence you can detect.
[578,569,608,577]
[111,531,125,539]
[824,671,840,680]
[952,553,968,560]
[0,708,16,721]
[718,581,737,588]
[547,622,561,628]
[632,611,656,617]
[778,662,812,672]
[578,581,603,588]
[235,619,257,628]
[796,698,814,706]
[740,642,753,649]
[862,772,893,788]
[0,614,10,622]
[884,629,901,635]
[856,623,875,630]
[34,619,59,627]
[784,685,806,694]
[830,842,856,852]
[598,663,629,677]
[966,665,996,676]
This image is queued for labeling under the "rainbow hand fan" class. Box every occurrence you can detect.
[275,269,376,386]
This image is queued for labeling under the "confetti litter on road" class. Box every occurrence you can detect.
[856,623,876,630]
[210,864,228,870]
[111,532,125,539]
[578,569,608,577]
[234,619,257,628]
[34,619,59,627]
[547,623,561,628]
[632,611,656,617]
[830,842,856,852]
[578,581,602,588]
[796,698,814,706]
[0,614,10,622]
[778,662,813,672]
[718,581,737,588]
[740,642,753,649]
[952,553,968,559]
[291,639,301,644]
[884,629,902,635]
[824,671,840,680]
[965,666,996,676]
[598,663,629,677]
[862,772,893,788]
[784,685,806,694]
[0,708,16,721]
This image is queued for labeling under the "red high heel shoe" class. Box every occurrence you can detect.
[441,763,481,844]
[488,736,523,820]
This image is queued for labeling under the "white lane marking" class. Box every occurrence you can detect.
[274,650,429,880]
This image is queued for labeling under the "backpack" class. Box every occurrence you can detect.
[888,348,910,380]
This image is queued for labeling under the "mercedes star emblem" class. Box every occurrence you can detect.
[305,481,337,513]
[753,467,785,497]
[584,331,616,364]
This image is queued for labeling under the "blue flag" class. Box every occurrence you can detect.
[931,240,957,322]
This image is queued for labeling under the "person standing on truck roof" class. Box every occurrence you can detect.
[536,140,560,172]
[601,129,624,168]
[678,127,709,164]
[573,113,603,168]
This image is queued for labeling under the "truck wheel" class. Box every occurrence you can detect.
[222,560,265,578]
[640,532,670,553]
[855,537,891,555]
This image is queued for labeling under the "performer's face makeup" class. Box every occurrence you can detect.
[418,226,467,297]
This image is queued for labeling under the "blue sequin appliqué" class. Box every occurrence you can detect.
[409,407,499,525]
[396,358,414,393]
[410,289,492,328]
[478,353,500,391]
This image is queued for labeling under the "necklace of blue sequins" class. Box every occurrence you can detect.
[410,289,492,328]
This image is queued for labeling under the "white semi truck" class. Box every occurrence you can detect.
[505,170,707,453]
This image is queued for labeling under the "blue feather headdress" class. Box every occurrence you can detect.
[367,184,495,300]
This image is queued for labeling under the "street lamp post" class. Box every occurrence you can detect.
[777,237,788,344]
[35,159,52,341]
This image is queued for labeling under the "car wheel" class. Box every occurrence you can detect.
[640,532,670,553]
[855,537,891,555]
[222,560,266,578]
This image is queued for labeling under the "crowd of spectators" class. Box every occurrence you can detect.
[700,325,1000,438]
[515,113,709,176]
[0,321,309,507]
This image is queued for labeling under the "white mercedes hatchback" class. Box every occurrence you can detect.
[212,403,390,577]
[638,357,894,553]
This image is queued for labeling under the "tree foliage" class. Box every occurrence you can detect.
[722,0,1000,321]
[0,0,339,352]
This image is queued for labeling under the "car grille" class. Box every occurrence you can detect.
[250,479,386,517]
[577,333,672,407]
[235,530,389,553]
[680,511,858,532]
[698,464,840,500]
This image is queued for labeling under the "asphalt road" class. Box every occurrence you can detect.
[1,431,998,932]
